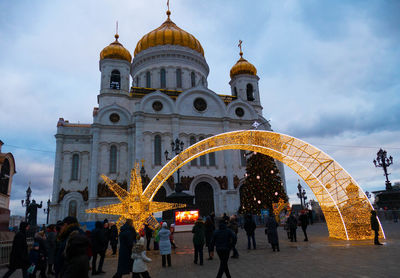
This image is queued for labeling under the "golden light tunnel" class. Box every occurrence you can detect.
[143,130,384,240]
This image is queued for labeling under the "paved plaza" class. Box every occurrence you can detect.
[1,221,399,278]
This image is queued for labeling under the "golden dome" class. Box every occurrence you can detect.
[134,11,204,57]
[100,34,132,62]
[230,52,257,79]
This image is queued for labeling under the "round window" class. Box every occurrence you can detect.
[152,101,163,112]
[109,113,120,123]
[193,98,207,112]
[235,107,245,117]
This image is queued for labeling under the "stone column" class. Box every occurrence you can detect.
[128,126,134,171]
[134,113,144,164]
[88,127,100,211]
[50,134,64,223]
[223,120,234,190]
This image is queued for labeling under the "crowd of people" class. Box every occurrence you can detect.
[3,209,382,278]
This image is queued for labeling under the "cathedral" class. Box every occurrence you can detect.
[50,9,285,223]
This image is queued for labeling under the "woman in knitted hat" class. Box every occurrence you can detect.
[158,222,172,267]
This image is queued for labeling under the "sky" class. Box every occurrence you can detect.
[0,0,399,224]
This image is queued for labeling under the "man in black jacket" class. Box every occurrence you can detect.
[299,210,309,241]
[243,214,256,249]
[91,221,107,275]
[211,220,236,278]
[371,210,383,245]
[3,222,30,278]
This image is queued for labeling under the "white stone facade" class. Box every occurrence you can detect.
[50,33,286,224]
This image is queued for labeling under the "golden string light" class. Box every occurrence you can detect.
[86,164,186,231]
[142,130,384,240]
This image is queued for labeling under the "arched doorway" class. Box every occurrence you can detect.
[195,182,214,217]
[143,130,384,240]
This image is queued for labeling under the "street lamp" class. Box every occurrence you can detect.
[373,148,394,190]
[21,184,32,221]
[43,199,50,224]
[164,138,184,193]
[297,179,307,209]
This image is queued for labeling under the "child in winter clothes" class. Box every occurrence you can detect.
[28,242,46,278]
[131,237,152,278]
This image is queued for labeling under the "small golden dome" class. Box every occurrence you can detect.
[134,11,204,57]
[230,52,257,79]
[100,34,132,62]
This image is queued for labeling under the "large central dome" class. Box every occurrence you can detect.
[134,11,204,57]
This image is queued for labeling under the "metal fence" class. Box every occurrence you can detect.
[377,209,400,222]
[0,238,33,267]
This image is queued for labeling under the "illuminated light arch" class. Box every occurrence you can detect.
[143,130,385,240]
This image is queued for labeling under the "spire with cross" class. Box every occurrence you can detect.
[238,40,243,57]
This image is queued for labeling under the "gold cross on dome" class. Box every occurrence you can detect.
[167,0,170,11]
[238,40,243,57]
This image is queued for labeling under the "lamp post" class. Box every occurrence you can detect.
[297,180,307,209]
[21,184,32,221]
[164,138,184,193]
[43,199,50,224]
[373,148,394,190]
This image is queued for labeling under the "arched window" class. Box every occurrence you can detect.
[71,154,79,180]
[176,69,182,88]
[146,71,151,88]
[240,150,247,167]
[110,70,121,90]
[190,136,197,166]
[68,200,77,217]
[0,158,10,194]
[233,87,238,97]
[199,136,206,166]
[110,145,117,173]
[208,152,216,166]
[136,76,140,87]
[246,83,254,101]
[154,135,162,166]
[191,72,196,87]
[160,68,166,88]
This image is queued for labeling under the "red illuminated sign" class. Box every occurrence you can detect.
[174,210,199,225]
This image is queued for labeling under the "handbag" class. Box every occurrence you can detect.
[27,264,35,274]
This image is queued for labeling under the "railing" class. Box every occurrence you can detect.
[376,209,400,222]
[0,238,34,267]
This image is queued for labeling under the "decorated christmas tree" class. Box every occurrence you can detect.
[239,152,288,215]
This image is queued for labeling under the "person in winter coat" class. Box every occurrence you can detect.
[169,224,176,249]
[109,223,119,255]
[131,237,152,278]
[46,225,57,275]
[91,221,107,275]
[265,215,280,252]
[112,220,136,278]
[28,241,47,278]
[299,210,309,241]
[3,221,30,278]
[192,219,205,265]
[210,220,236,278]
[243,214,256,250]
[54,216,84,278]
[144,224,153,251]
[227,216,239,258]
[158,222,172,267]
[59,231,89,278]
[204,216,215,260]
[371,210,383,245]
[287,213,297,242]
[153,228,160,251]
[33,231,48,277]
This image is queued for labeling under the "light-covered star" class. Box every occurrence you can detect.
[86,164,186,231]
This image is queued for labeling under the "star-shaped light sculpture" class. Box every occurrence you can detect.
[86,164,186,231]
